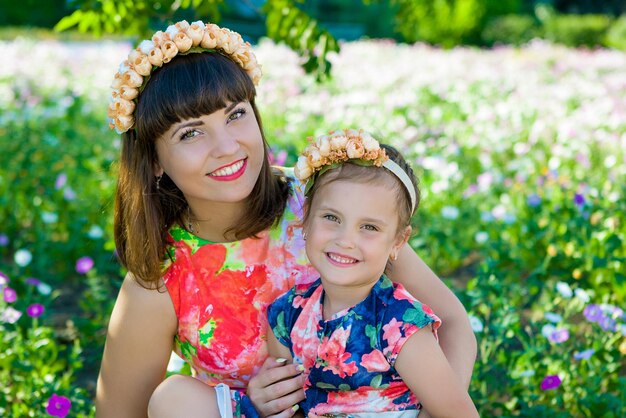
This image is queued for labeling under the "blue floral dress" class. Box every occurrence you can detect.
[267,275,441,417]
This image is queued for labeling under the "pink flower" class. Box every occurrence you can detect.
[382,318,403,348]
[319,326,358,378]
[540,374,561,391]
[3,287,17,303]
[360,349,390,373]
[27,303,45,318]
[46,394,71,417]
[75,256,94,274]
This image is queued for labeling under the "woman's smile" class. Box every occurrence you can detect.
[208,158,247,181]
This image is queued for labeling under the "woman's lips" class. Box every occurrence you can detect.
[207,158,247,181]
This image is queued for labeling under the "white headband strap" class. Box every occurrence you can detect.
[382,160,416,213]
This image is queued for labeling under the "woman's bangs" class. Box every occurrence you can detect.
[136,52,256,141]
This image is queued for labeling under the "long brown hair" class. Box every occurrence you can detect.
[114,52,291,286]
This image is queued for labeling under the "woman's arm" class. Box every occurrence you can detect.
[396,328,479,418]
[96,273,177,418]
[387,244,476,389]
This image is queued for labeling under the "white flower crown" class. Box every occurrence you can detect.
[108,20,262,134]
[295,129,417,211]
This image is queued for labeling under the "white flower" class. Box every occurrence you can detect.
[14,249,32,267]
[556,281,573,298]
[475,231,489,244]
[574,288,590,303]
[88,225,104,239]
[37,282,52,296]
[541,324,556,338]
[469,315,483,333]
[441,206,459,220]
[138,40,155,55]
[544,312,563,323]
[1,307,22,324]
[41,212,58,224]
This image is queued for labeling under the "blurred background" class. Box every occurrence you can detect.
[0,0,625,416]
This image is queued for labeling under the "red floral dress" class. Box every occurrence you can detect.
[162,176,318,413]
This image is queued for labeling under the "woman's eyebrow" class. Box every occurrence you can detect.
[170,120,204,139]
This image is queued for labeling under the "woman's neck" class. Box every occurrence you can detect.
[186,199,246,242]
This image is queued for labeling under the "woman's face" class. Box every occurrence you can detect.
[154,101,264,208]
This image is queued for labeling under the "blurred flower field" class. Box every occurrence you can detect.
[0,37,625,417]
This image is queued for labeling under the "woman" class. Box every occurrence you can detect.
[95,20,476,418]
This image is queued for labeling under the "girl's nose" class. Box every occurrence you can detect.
[335,227,356,249]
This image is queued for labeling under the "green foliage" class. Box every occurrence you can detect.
[263,0,339,81]
[543,14,613,47]
[606,16,626,50]
[0,273,95,416]
[482,14,540,46]
[386,0,522,46]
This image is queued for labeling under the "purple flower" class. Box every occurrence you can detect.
[63,188,76,201]
[75,256,94,274]
[0,233,8,246]
[55,173,67,190]
[527,194,542,207]
[573,349,595,360]
[540,374,561,391]
[26,303,44,318]
[46,394,71,417]
[3,287,17,303]
[25,277,41,286]
[583,304,603,322]
[574,193,586,207]
[598,316,617,332]
[548,328,569,344]
[269,149,287,166]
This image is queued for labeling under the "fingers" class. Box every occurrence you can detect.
[249,358,304,391]
[247,357,306,417]
[268,404,302,418]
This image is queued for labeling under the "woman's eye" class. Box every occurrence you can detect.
[227,108,246,123]
[323,214,339,222]
[362,224,378,231]
[179,129,201,141]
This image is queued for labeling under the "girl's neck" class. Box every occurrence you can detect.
[186,199,246,243]
[321,279,378,320]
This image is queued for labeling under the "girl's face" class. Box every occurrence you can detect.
[304,180,409,291]
[154,101,264,208]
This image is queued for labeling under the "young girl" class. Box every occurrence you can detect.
[268,130,479,417]
[96,20,476,418]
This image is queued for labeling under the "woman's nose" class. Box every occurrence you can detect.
[210,132,240,158]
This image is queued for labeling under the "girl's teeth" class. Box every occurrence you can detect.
[328,253,357,264]
[210,160,243,176]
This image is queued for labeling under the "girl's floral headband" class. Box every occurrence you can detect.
[108,20,262,134]
[294,129,417,212]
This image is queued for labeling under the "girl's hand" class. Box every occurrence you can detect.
[247,357,305,417]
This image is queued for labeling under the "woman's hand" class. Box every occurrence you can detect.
[247,357,305,417]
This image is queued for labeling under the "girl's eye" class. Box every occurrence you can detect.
[227,108,247,123]
[179,129,201,141]
[323,214,339,222]
[362,224,379,231]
